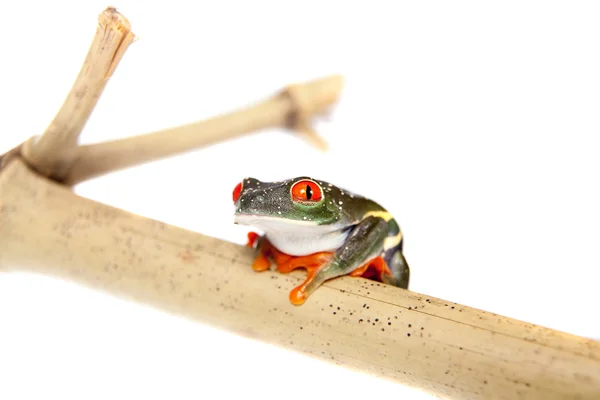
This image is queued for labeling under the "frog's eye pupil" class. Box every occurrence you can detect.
[291,180,322,203]
[306,185,313,200]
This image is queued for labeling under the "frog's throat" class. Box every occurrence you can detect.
[235,214,350,256]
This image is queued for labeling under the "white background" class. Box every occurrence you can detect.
[1,1,599,399]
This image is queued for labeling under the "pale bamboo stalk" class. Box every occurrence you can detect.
[21,7,135,179]
[62,75,343,185]
[1,158,599,400]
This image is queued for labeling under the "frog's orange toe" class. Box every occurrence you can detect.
[252,254,271,272]
[246,231,261,248]
[289,286,307,305]
[285,264,325,305]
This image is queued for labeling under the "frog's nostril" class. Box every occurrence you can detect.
[232,182,243,203]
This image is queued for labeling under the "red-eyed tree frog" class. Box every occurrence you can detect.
[233,177,410,305]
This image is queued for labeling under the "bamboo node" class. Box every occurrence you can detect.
[0,145,23,171]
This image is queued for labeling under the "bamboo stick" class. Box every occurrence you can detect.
[2,6,599,400]
[1,158,599,400]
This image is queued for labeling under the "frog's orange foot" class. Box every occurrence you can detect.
[269,245,293,267]
[272,252,334,306]
[276,252,334,274]
[350,256,392,282]
[248,232,270,271]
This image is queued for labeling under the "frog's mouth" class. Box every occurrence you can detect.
[234,213,341,234]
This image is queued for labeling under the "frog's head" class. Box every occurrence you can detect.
[233,177,347,233]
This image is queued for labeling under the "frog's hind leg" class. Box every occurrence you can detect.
[287,216,388,305]
[350,256,393,281]
[384,250,410,289]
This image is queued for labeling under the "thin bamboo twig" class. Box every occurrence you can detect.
[1,158,599,400]
[21,7,135,179]
[62,75,343,185]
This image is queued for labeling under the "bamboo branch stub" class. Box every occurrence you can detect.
[21,7,135,180]
[282,75,344,151]
[1,158,599,400]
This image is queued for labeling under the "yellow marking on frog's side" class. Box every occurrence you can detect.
[384,231,403,250]
[363,210,401,249]
[363,210,394,222]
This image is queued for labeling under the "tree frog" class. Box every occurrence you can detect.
[232,177,410,305]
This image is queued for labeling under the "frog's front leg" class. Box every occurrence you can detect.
[287,216,389,305]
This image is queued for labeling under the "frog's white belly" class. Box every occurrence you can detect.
[265,229,349,256]
[234,214,348,256]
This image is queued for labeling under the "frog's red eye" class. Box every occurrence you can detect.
[291,180,323,203]
[232,182,243,203]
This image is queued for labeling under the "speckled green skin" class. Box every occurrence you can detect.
[234,177,410,290]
